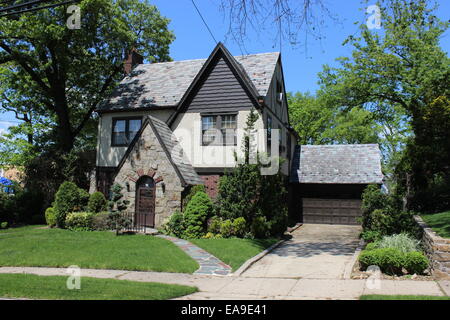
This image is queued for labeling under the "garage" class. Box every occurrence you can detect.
[289,144,384,225]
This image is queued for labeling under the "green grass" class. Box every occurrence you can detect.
[421,211,450,238]
[0,226,199,273]
[191,238,278,271]
[360,295,450,300]
[0,273,197,300]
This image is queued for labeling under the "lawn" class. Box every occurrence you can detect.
[360,295,450,300]
[421,211,450,238]
[0,226,198,273]
[191,238,278,271]
[0,273,197,300]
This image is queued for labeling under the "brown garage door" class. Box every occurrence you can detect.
[302,198,362,225]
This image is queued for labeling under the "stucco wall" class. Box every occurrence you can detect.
[96,109,174,167]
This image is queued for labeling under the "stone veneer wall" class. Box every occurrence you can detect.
[414,215,450,280]
[114,125,185,228]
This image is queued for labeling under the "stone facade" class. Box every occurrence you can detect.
[414,215,450,279]
[114,122,185,228]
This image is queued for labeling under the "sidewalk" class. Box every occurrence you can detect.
[0,267,446,300]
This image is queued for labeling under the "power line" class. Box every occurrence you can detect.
[190,0,217,45]
[0,0,78,18]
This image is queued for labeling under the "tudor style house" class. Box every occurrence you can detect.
[95,43,298,228]
[94,43,383,229]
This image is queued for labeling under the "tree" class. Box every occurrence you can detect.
[318,0,449,210]
[0,0,174,154]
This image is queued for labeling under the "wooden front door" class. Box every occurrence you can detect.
[135,177,155,227]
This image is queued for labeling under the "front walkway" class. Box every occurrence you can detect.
[0,267,445,300]
[242,224,361,279]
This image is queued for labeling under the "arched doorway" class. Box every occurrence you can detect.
[135,176,156,227]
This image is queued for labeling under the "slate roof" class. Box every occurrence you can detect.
[97,52,280,111]
[290,144,384,184]
[147,116,204,186]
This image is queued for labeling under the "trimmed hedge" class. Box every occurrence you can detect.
[88,192,107,213]
[54,182,89,228]
[45,207,57,227]
[359,248,428,275]
[65,212,94,231]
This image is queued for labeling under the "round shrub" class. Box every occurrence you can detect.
[92,212,110,231]
[183,185,206,210]
[45,207,57,227]
[232,217,247,237]
[0,222,8,229]
[65,212,94,231]
[88,192,107,213]
[54,181,89,228]
[183,191,213,238]
[404,251,429,274]
[251,216,270,239]
[219,219,233,238]
[359,248,404,275]
[207,216,222,234]
[164,211,185,238]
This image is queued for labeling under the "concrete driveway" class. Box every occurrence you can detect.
[242,224,361,279]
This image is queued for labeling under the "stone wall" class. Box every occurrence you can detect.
[414,215,450,279]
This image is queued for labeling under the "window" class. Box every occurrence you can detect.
[112,117,142,146]
[201,114,237,146]
[267,115,272,155]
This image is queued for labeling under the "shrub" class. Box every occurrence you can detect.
[365,242,379,251]
[92,212,110,231]
[251,216,270,239]
[359,248,404,275]
[207,216,222,234]
[0,222,7,229]
[107,184,131,235]
[360,230,382,243]
[202,232,216,239]
[88,192,107,213]
[164,211,185,237]
[232,217,247,237]
[45,207,57,227]
[183,191,213,238]
[65,212,94,231]
[404,251,429,274]
[376,233,421,253]
[54,182,89,228]
[182,185,206,210]
[219,219,233,238]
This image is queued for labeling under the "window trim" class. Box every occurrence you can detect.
[111,116,143,147]
[200,113,238,146]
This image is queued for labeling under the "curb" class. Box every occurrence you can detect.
[232,239,286,277]
[343,238,365,279]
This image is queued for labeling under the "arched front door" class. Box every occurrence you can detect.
[135,176,155,227]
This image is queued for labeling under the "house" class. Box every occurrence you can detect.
[290,145,384,224]
[94,42,383,228]
[95,43,297,228]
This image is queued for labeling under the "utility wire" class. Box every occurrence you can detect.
[190,0,217,44]
[0,0,77,17]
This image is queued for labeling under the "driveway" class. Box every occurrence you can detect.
[241,224,361,279]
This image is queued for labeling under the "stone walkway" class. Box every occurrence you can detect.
[156,235,232,276]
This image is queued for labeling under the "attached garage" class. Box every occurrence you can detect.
[289,144,384,225]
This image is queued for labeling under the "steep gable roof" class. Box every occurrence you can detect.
[97,43,279,112]
[115,116,203,186]
[290,144,384,184]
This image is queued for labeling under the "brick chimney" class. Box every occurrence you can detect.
[123,48,144,75]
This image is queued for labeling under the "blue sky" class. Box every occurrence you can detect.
[0,0,448,132]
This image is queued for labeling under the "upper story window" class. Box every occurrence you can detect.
[201,114,237,146]
[112,117,142,146]
[276,81,283,105]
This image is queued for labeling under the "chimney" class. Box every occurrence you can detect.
[123,48,144,75]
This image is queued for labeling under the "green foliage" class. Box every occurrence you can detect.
[250,216,270,239]
[219,219,233,238]
[360,230,382,243]
[91,212,110,231]
[207,216,222,234]
[54,181,89,228]
[45,207,57,227]
[107,184,131,235]
[65,212,95,231]
[376,233,421,253]
[0,222,7,229]
[163,211,185,238]
[182,185,206,210]
[232,217,247,238]
[88,192,107,213]
[403,252,429,275]
[183,191,213,239]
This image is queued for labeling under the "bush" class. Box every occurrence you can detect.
[219,219,233,238]
[251,216,270,239]
[92,212,110,231]
[54,182,89,228]
[45,207,57,227]
[88,192,107,213]
[359,248,405,275]
[164,211,185,237]
[376,233,421,253]
[360,230,382,243]
[0,222,8,229]
[232,217,247,237]
[207,216,222,234]
[365,242,379,251]
[404,251,429,274]
[65,212,94,231]
[182,185,206,210]
[183,191,213,238]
